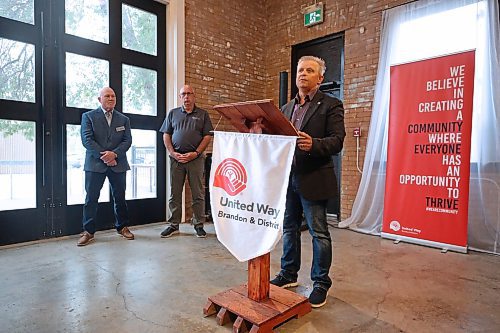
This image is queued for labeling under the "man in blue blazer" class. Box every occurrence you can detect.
[270,56,346,308]
[77,87,134,246]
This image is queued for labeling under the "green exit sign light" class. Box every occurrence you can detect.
[304,3,324,27]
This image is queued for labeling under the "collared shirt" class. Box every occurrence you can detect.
[158,105,214,153]
[101,106,113,126]
[291,88,318,130]
[100,106,114,116]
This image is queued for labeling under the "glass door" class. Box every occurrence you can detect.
[0,0,48,244]
[0,0,166,245]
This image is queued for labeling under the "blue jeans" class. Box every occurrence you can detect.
[280,173,332,291]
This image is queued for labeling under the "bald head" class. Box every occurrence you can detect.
[98,87,116,112]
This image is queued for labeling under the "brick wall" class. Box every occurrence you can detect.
[184,0,267,219]
[184,0,414,221]
[185,0,267,134]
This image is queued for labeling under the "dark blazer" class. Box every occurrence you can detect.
[282,90,346,201]
[81,108,132,173]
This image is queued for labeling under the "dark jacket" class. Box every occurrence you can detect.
[81,108,132,173]
[282,90,346,200]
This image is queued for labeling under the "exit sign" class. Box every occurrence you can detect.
[304,3,324,27]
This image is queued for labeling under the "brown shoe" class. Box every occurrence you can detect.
[118,226,134,240]
[77,231,94,246]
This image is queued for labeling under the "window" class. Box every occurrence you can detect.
[65,0,109,44]
[0,0,34,25]
[122,4,157,55]
[342,0,500,255]
[0,38,35,103]
[126,129,157,199]
[122,64,157,115]
[66,125,109,205]
[0,0,166,243]
[0,120,36,211]
[66,53,109,109]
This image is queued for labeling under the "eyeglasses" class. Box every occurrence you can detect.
[179,92,194,97]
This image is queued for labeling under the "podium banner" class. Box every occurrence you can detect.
[383,51,475,251]
[210,131,296,262]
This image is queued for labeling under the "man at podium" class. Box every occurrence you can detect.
[270,56,346,308]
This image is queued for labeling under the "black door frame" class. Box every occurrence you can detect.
[0,0,167,245]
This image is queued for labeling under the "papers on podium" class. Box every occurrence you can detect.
[213,99,299,136]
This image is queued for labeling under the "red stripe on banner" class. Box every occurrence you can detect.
[383,50,475,248]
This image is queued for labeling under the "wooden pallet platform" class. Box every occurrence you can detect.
[204,284,311,333]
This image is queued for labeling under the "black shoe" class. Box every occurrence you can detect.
[270,274,298,288]
[195,226,206,238]
[160,226,179,238]
[309,287,328,308]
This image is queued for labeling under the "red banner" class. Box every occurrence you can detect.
[383,51,475,250]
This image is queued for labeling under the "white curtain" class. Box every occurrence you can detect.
[340,0,500,254]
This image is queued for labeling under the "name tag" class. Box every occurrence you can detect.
[116,126,125,132]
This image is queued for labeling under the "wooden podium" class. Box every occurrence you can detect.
[211,99,299,136]
[203,101,310,332]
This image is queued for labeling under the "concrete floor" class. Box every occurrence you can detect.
[1,223,499,333]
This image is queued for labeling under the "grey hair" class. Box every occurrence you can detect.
[298,56,326,75]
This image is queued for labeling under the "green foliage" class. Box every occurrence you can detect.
[0,0,34,24]
[66,124,81,137]
[0,119,35,141]
[1,0,158,139]
[0,39,35,102]
[122,4,157,55]
[121,4,158,115]
[65,0,108,43]
[65,52,109,109]
[123,65,157,115]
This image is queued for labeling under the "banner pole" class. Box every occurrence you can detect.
[247,253,270,301]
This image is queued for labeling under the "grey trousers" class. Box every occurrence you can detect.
[168,155,205,228]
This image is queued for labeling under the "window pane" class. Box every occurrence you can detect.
[394,1,487,164]
[126,130,156,200]
[0,120,36,211]
[65,0,109,44]
[0,0,34,25]
[0,38,35,103]
[66,125,109,205]
[66,53,108,109]
[122,4,157,56]
[396,3,481,65]
[123,64,157,116]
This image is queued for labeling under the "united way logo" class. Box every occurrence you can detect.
[390,220,401,232]
[213,158,247,196]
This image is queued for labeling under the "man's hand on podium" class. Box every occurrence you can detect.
[297,131,312,151]
[248,117,265,134]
